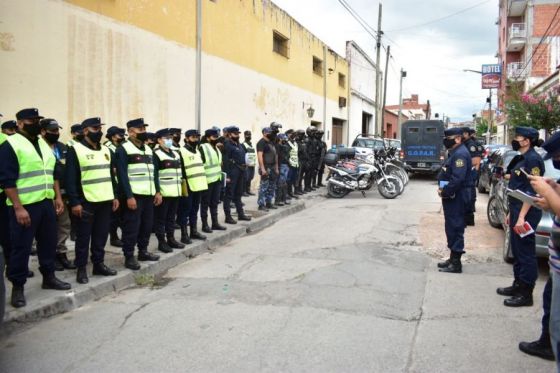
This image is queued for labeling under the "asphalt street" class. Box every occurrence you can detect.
[0,177,554,372]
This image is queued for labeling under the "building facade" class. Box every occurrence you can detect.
[0,0,348,144]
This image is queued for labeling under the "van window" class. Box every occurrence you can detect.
[425,127,437,133]
[408,128,419,133]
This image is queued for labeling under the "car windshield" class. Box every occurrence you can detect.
[354,138,384,150]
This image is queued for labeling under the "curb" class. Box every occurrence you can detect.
[2,199,307,333]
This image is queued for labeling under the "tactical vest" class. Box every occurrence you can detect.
[122,141,156,196]
[6,133,55,206]
[155,148,182,198]
[180,147,208,192]
[103,140,117,153]
[73,142,114,202]
[288,141,299,168]
[200,143,223,184]
[243,142,256,167]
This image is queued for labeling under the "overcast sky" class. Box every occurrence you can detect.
[272,0,498,122]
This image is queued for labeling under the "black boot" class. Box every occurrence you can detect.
[437,257,451,269]
[238,213,252,221]
[54,257,64,271]
[180,225,192,245]
[519,336,555,361]
[497,280,520,296]
[76,266,89,284]
[11,285,26,308]
[504,282,534,307]
[438,251,462,273]
[138,251,160,261]
[266,202,278,210]
[92,262,117,276]
[42,273,71,290]
[201,219,213,234]
[225,215,237,224]
[57,253,76,270]
[124,256,141,270]
[157,234,173,253]
[167,234,185,249]
[211,216,227,230]
[110,230,123,247]
[190,224,207,240]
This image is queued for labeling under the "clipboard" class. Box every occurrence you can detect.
[507,188,540,208]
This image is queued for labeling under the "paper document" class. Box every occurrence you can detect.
[507,188,540,208]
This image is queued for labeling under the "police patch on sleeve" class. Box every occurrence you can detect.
[531,167,541,176]
[470,146,476,152]
[455,159,465,168]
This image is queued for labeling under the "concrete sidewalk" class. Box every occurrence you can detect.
[2,189,324,332]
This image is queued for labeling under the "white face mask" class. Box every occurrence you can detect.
[163,138,174,148]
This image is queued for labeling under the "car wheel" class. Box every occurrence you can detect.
[487,196,503,229]
[503,225,514,264]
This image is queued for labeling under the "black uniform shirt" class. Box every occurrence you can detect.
[507,147,544,204]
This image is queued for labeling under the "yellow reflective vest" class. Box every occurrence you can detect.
[155,147,182,198]
[73,143,114,202]
[200,143,223,184]
[122,141,156,196]
[179,146,208,192]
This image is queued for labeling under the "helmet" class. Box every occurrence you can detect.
[270,122,283,132]
[306,126,317,136]
[316,129,325,135]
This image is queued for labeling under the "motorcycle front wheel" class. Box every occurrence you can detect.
[327,182,350,198]
[377,177,400,199]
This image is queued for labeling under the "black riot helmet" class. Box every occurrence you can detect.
[295,129,305,140]
[306,126,317,136]
[270,122,283,133]
[316,129,325,139]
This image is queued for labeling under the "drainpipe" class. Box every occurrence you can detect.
[195,0,202,131]
[323,45,327,140]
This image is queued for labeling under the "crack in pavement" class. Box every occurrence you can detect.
[119,302,150,329]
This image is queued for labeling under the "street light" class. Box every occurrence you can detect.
[463,68,493,144]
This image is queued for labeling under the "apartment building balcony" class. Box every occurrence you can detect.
[506,23,526,52]
[507,62,527,81]
[508,0,528,17]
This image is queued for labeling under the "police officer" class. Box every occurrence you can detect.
[315,129,327,188]
[307,126,321,191]
[169,128,182,150]
[497,126,544,307]
[104,126,126,247]
[1,120,17,136]
[200,128,227,233]
[242,130,256,196]
[65,117,119,283]
[302,127,317,192]
[145,132,157,150]
[153,129,185,253]
[0,108,70,307]
[40,118,76,271]
[437,127,471,274]
[178,129,208,240]
[275,133,291,206]
[461,127,481,226]
[115,118,162,270]
[66,123,84,147]
[295,129,307,195]
[223,126,252,223]
[257,127,278,211]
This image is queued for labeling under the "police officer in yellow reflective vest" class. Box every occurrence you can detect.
[178,129,208,241]
[0,108,70,308]
[115,118,162,270]
[65,117,119,284]
[200,128,227,233]
[104,126,126,247]
[153,128,186,253]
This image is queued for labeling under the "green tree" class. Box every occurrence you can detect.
[505,88,560,134]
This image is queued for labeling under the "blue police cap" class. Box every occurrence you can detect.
[514,126,539,139]
[156,128,171,138]
[222,126,231,133]
[106,126,125,137]
[81,117,103,128]
[184,129,200,137]
[262,127,273,134]
[228,126,240,133]
[169,128,181,134]
[40,118,62,130]
[16,108,43,121]
[278,133,288,141]
[70,123,83,133]
[211,126,221,135]
[205,128,219,137]
[146,132,156,140]
[444,128,462,137]
[543,131,560,159]
[127,118,147,129]
[1,120,17,130]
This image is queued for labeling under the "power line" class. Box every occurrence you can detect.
[386,0,492,33]
[515,4,560,78]
[337,0,378,40]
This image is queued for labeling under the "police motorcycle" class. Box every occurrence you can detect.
[375,148,409,188]
[384,147,409,185]
[325,147,402,199]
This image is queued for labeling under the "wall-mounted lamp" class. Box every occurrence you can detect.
[328,68,335,74]
[302,102,315,118]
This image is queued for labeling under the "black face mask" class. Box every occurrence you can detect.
[136,132,148,142]
[24,123,41,137]
[43,132,60,144]
[209,138,218,145]
[147,142,156,149]
[115,137,124,145]
[87,131,103,144]
[245,137,252,143]
[173,135,180,144]
[187,140,199,148]
[230,135,240,143]
[511,140,521,151]
[75,134,85,142]
[443,138,456,149]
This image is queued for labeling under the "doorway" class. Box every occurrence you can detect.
[332,118,344,146]
[362,112,372,135]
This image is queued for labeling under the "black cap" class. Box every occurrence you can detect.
[444,128,462,137]
[82,117,103,128]
[156,129,172,138]
[1,120,17,130]
[127,118,147,129]
[228,126,240,134]
[184,129,200,137]
[40,118,62,130]
[70,123,83,133]
[146,132,156,141]
[16,108,44,121]
[106,126,125,137]
[169,128,181,134]
[205,128,219,137]
[515,126,539,140]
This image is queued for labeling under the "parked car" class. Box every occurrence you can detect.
[487,150,560,262]
[478,146,511,193]
[351,135,385,157]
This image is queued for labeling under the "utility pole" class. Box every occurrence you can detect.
[380,45,390,138]
[195,0,202,131]
[397,69,406,134]
[487,89,492,145]
[374,3,383,136]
